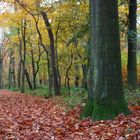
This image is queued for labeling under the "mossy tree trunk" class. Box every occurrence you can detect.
[127,0,138,89]
[83,0,130,120]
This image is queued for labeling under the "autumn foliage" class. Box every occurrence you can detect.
[0,91,139,139]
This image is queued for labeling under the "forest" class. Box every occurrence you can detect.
[0,0,139,139]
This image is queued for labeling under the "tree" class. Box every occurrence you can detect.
[41,11,61,96]
[82,0,130,120]
[127,0,138,89]
[15,0,61,95]
[8,48,16,89]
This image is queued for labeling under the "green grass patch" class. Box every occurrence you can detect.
[26,86,49,97]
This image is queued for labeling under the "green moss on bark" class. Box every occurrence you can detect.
[81,98,94,118]
[92,99,130,120]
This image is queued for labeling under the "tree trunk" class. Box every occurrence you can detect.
[73,40,80,88]
[55,17,61,92]
[65,52,73,96]
[8,49,13,89]
[24,68,33,90]
[0,47,3,89]
[31,50,36,90]
[41,12,60,96]
[17,27,22,90]
[21,19,27,93]
[47,52,52,97]
[18,60,22,90]
[83,0,130,120]
[12,56,16,88]
[127,0,138,89]
[74,61,80,88]
[0,58,3,89]
[81,64,88,90]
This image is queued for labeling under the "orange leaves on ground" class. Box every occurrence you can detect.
[0,90,139,139]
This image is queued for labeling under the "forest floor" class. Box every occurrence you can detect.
[0,90,139,140]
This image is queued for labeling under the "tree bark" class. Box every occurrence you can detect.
[12,56,16,88]
[127,0,138,89]
[17,27,22,90]
[81,64,88,90]
[65,52,73,96]
[74,40,80,88]
[8,49,13,89]
[74,57,80,88]
[55,18,61,92]
[83,0,130,120]
[31,49,36,90]
[21,19,26,93]
[47,52,52,97]
[41,12,60,96]
[0,47,3,89]
[24,68,33,90]
[0,58,3,89]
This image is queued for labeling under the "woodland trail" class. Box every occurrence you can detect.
[0,90,139,139]
[0,90,18,95]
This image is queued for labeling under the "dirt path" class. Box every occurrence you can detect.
[0,90,139,139]
[0,90,69,139]
[0,90,18,95]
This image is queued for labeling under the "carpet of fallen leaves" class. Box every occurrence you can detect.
[0,90,139,140]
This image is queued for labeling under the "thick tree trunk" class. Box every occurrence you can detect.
[82,41,94,118]
[127,0,138,89]
[83,0,130,120]
[41,12,60,96]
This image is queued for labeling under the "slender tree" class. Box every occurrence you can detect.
[17,27,22,90]
[8,49,16,89]
[41,11,61,96]
[127,0,138,89]
[83,0,130,120]
[16,0,61,95]
[21,19,26,93]
[0,47,4,89]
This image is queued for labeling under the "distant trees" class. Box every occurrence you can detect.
[0,0,139,106]
[0,45,6,89]
[82,0,130,120]
[0,0,89,94]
